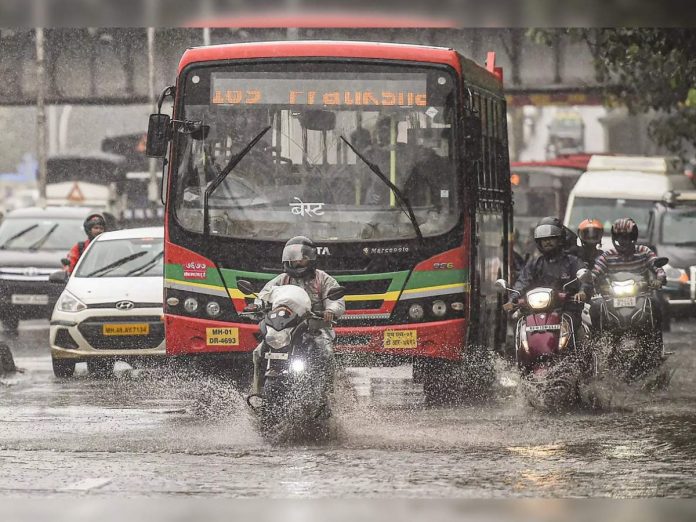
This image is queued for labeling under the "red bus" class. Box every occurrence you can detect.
[146,41,512,403]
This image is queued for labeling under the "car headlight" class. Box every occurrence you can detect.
[526,289,552,310]
[56,291,86,313]
[664,264,688,284]
[611,280,637,297]
[265,327,292,350]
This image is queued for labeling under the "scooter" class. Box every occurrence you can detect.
[594,257,669,382]
[238,279,345,441]
[496,269,594,410]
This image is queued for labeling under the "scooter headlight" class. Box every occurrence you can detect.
[290,359,306,373]
[611,280,637,297]
[526,289,552,310]
[265,327,292,350]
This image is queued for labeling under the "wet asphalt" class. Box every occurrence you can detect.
[1,319,695,498]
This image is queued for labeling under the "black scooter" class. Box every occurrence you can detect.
[238,280,345,440]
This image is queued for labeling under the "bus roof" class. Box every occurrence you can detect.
[179,40,483,80]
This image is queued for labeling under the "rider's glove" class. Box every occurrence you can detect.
[502,301,516,313]
[573,291,587,303]
[323,310,335,323]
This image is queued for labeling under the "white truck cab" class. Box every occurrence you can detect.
[564,155,694,248]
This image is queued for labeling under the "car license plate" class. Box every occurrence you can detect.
[265,352,289,360]
[11,294,49,305]
[614,297,637,308]
[102,323,150,336]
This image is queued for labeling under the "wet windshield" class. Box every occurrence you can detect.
[661,209,696,245]
[0,217,83,251]
[75,237,164,277]
[173,63,457,242]
[568,197,654,236]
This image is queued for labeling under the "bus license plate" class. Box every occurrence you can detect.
[205,327,239,346]
[614,297,637,308]
[103,323,150,336]
[11,294,49,305]
[383,329,418,349]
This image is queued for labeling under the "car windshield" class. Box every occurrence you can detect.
[0,217,84,250]
[661,209,696,245]
[75,237,163,277]
[567,197,655,236]
[173,63,458,242]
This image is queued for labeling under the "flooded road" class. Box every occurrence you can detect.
[1,320,695,498]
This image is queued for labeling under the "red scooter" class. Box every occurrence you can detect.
[496,269,594,410]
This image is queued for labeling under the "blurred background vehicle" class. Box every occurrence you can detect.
[0,206,95,334]
[49,226,165,377]
[545,110,585,159]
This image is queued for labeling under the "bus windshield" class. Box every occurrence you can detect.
[173,63,458,242]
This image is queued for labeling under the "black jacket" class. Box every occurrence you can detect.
[512,252,586,299]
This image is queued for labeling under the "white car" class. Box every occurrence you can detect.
[49,227,165,377]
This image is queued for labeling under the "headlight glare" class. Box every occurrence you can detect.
[611,280,637,297]
[526,289,552,310]
[290,359,306,373]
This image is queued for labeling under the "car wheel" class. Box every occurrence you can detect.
[87,359,115,378]
[52,357,76,378]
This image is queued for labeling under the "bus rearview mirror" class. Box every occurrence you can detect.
[146,113,171,158]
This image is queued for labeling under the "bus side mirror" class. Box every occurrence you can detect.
[146,113,171,158]
[462,114,482,161]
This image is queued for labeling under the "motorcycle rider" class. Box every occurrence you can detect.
[591,217,667,330]
[503,219,587,313]
[249,236,345,395]
[63,212,107,275]
[577,218,604,266]
[537,216,581,258]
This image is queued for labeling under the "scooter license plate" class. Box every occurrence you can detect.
[614,296,637,308]
[265,352,289,360]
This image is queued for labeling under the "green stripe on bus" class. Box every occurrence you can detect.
[404,269,469,289]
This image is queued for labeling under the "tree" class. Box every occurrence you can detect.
[532,28,696,156]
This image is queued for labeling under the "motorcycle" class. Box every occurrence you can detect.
[594,257,669,382]
[496,269,594,410]
[238,279,345,440]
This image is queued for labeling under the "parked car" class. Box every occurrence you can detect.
[646,191,696,325]
[0,206,93,333]
[49,226,165,377]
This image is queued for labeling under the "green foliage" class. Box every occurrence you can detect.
[530,28,696,155]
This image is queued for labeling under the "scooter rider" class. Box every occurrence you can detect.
[537,216,581,258]
[503,219,587,313]
[249,236,345,395]
[591,218,667,329]
[63,212,106,275]
[577,218,604,266]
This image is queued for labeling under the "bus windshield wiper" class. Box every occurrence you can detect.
[0,224,39,249]
[27,224,59,251]
[86,251,147,277]
[124,251,164,277]
[203,125,272,236]
[340,136,424,243]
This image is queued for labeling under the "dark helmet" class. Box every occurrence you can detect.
[533,221,564,256]
[578,218,603,247]
[282,236,317,279]
[83,213,106,237]
[611,217,638,254]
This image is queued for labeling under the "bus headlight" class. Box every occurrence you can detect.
[206,301,221,317]
[431,300,447,317]
[408,303,425,321]
[183,297,199,313]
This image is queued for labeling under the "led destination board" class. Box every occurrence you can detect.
[210,74,428,107]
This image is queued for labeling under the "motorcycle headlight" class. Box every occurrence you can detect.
[265,327,292,350]
[526,289,552,310]
[56,291,86,313]
[611,280,637,297]
[664,264,688,284]
[290,359,306,373]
